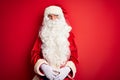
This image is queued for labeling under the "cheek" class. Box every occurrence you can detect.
[55,16,59,19]
[48,16,51,19]
[45,16,50,21]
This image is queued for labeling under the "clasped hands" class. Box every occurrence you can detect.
[40,64,71,80]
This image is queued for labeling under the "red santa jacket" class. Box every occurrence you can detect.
[31,32,79,80]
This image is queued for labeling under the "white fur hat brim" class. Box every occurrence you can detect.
[44,6,64,16]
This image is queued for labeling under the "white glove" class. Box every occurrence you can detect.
[40,64,56,80]
[54,67,71,80]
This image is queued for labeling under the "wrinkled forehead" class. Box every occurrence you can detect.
[44,6,64,16]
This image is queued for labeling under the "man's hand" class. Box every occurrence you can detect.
[54,67,71,80]
[40,64,56,80]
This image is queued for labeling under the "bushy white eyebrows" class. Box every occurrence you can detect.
[48,14,59,17]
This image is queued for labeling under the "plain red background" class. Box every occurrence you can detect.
[0,0,120,80]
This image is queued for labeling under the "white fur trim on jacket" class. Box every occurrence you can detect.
[66,61,76,78]
[34,59,48,76]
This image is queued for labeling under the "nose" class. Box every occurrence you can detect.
[48,14,58,20]
[51,15,56,20]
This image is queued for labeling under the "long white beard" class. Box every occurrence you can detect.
[39,19,72,68]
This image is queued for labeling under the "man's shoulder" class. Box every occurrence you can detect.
[69,31,75,40]
[69,31,75,38]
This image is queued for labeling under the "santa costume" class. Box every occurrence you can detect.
[31,5,79,80]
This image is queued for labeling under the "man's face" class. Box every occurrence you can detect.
[48,14,59,20]
[44,13,64,28]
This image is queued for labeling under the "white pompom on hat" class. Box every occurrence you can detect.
[44,5,64,17]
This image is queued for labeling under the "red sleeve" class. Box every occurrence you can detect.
[31,37,43,65]
[68,32,79,65]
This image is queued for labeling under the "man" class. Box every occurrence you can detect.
[31,5,78,80]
